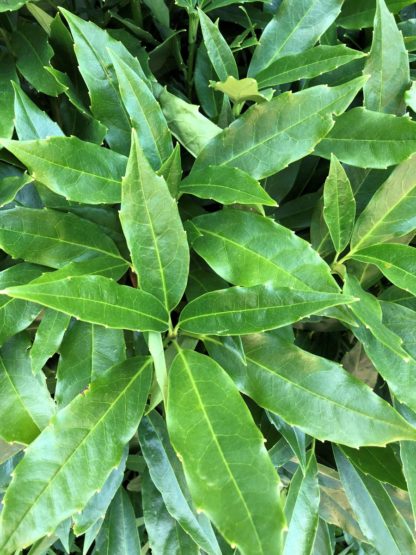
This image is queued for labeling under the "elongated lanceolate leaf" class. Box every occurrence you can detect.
[0,137,127,204]
[30,310,71,375]
[194,77,366,179]
[120,130,189,311]
[179,285,353,335]
[0,275,169,332]
[0,357,152,553]
[207,332,416,446]
[167,349,285,555]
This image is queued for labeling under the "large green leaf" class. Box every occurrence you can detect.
[207,332,416,446]
[179,285,353,335]
[315,108,416,168]
[363,0,409,115]
[395,400,416,525]
[187,209,339,292]
[167,349,285,554]
[323,154,356,254]
[0,357,152,553]
[0,55,17,140]
[194,77,365,179]
[109,49,172,170]
[0,275,169,332]
[338,0,414,29]
[248,0,344,76]
[0,208,126,269]
[334,446,416,555]
[55,321,125,407]
[350,154,416,250]
[139,413,221,555]
[0,0,30,12]
[0,174,32,209]
[180,165,276,206]
[120,130,189,312]
[30,310,71,375]
[0,334,55,445]
[351,244,416,296]
[283,451,320,555]
[0,137,127,204]
[256,45,366,89]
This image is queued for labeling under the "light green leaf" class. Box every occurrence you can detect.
[256,45,366,89]
[0,207,126,269]
[315,108,416,168]
[210,76,269,104]
[363,0,410,115]
[12,82,63,140]
[0,0,30,12]
[198,9,238,81]
[179,285,354,335]
[109,49,172,170]
[283,451,320,555]
[30,257,128,284]
[351,244,416,296]
[0,357,152,553]
[0,174,32,208]
[334,446,416,555]
[120,130,189,311]
[208,332,416,446]
[180,166,276,206]
[139,413,221,555]
[0,275,169,332]
[0,137,127,205]
[381,300,416,359]
[167,349,285,555]
[248,0,344,76]
[395,400,416,526]
[380,285,416,311]
[187,209,339,292]
[350,154,416,250]
[93,487,140,555]
[323,154,356,254]
[157,144,182,198]
[267,412,307,471]
[0,334,55,445]
[0,55,17,140]
[30,310,71,375]
[56,321,125,407]
[194,77,366,179]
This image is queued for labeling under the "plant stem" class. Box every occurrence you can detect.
[186,11,199,98]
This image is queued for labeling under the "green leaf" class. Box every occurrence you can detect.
[60,9,133,154]
[120,130,189,311]
[12,82,63,140]
[55,321,125,407]
[11,23,65,97]
[395,400,416,525]
[179,285,353,335]
[334,446,416,555]
[380,285,416,311]
[0,137,127,204]
[194,77,366,180]
[93,487,141,555]
[315,108,416,168]
[350,154,416,250]
[157,144,182,198]
[139,413,221,555]
[0,174,32,208]
[1,275,169,332]
[30,310,71,375]
[187,209,339,292]
[180,166,276,206]
[0,207,126,269]
[248,0,345,77]
[0,0,30,12]
[351,244,416,296]
[256,45,366,89]
[267,412,307,471]
[363,0,410,115]
[283,451,320,555]
[208,332,416,446]
[0,55,17,140]
[0,334,55,445]
[210,76,270,104]
[109,49,172,170]
[338,0,414,29]
[323,154,356,254]
[198,9,238,81]
[0,357,152,553]
[167,349,285,555]
[344,274,416,412]
[158,88,222,157]
[381,300,416,359]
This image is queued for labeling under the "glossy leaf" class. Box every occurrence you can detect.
[179,285,353,335]
[0,275,169,332]
[0,357,152,553]
[0,0,30,12]
[180,166,276,206]
[267,412,307,471]
[0,175,32,209]
[120,130,189,311]
[0,137,127,204]
[167,349,285,554]
[30,310,71,375]
[323,154,356,254]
